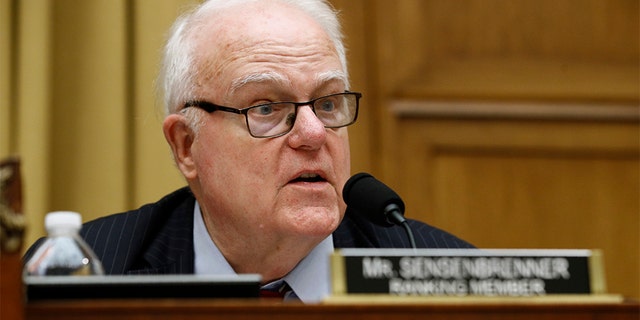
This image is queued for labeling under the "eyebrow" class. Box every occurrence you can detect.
[228,72,290,96]
[228,70,349,96]
[314,70,348,89]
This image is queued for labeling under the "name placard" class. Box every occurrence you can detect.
[331,249,605,297]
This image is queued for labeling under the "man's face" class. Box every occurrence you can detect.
[184,3,351,248]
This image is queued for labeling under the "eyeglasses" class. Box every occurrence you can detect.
[183,91,362,138]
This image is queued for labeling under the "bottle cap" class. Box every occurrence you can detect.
[45,211,82,232]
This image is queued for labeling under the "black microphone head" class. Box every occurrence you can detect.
[342,172,405,227]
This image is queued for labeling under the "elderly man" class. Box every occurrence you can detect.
[26,0,473,303]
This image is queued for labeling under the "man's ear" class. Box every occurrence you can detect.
[163,114,197,180]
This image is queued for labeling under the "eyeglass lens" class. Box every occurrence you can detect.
[245,93,358,138]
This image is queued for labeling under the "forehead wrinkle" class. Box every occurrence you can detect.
[228,71,291,96]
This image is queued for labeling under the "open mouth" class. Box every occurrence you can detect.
[291,173,327,183]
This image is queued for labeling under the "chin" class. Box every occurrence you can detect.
[284,206,341,237]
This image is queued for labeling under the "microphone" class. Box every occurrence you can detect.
[342,172,417,249]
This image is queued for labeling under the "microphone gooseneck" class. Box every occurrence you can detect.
[342,172,417,249]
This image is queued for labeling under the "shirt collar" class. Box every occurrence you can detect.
[193,201,333,303]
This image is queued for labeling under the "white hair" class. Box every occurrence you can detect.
[158,0,349,121]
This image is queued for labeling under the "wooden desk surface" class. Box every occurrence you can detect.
[26,297,639,320]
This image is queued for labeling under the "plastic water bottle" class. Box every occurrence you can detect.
[23,211,104,276]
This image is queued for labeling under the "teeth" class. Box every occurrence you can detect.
[299,173,319,179]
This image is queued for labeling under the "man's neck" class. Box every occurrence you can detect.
[193,202,334,302]
[195,202,328,283]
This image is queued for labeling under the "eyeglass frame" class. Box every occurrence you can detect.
[182,91,362,138]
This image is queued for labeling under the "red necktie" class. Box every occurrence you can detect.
[260,281,290,299]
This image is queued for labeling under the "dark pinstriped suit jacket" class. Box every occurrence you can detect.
[31,187,474,275]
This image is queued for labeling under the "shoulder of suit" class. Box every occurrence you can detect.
[82,187,194,230]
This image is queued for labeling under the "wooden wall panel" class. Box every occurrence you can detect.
[49,0,129,217]
[0,0,11,157]
[131,0,195,207]
[371,0,639,102]
[329,0,376,174]
[14,0,54,247]
[329,0,640,299]
[393,110,639,299]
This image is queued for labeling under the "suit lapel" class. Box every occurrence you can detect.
[129,188,196,274]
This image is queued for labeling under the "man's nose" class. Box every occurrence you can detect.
[286,106,327,150]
